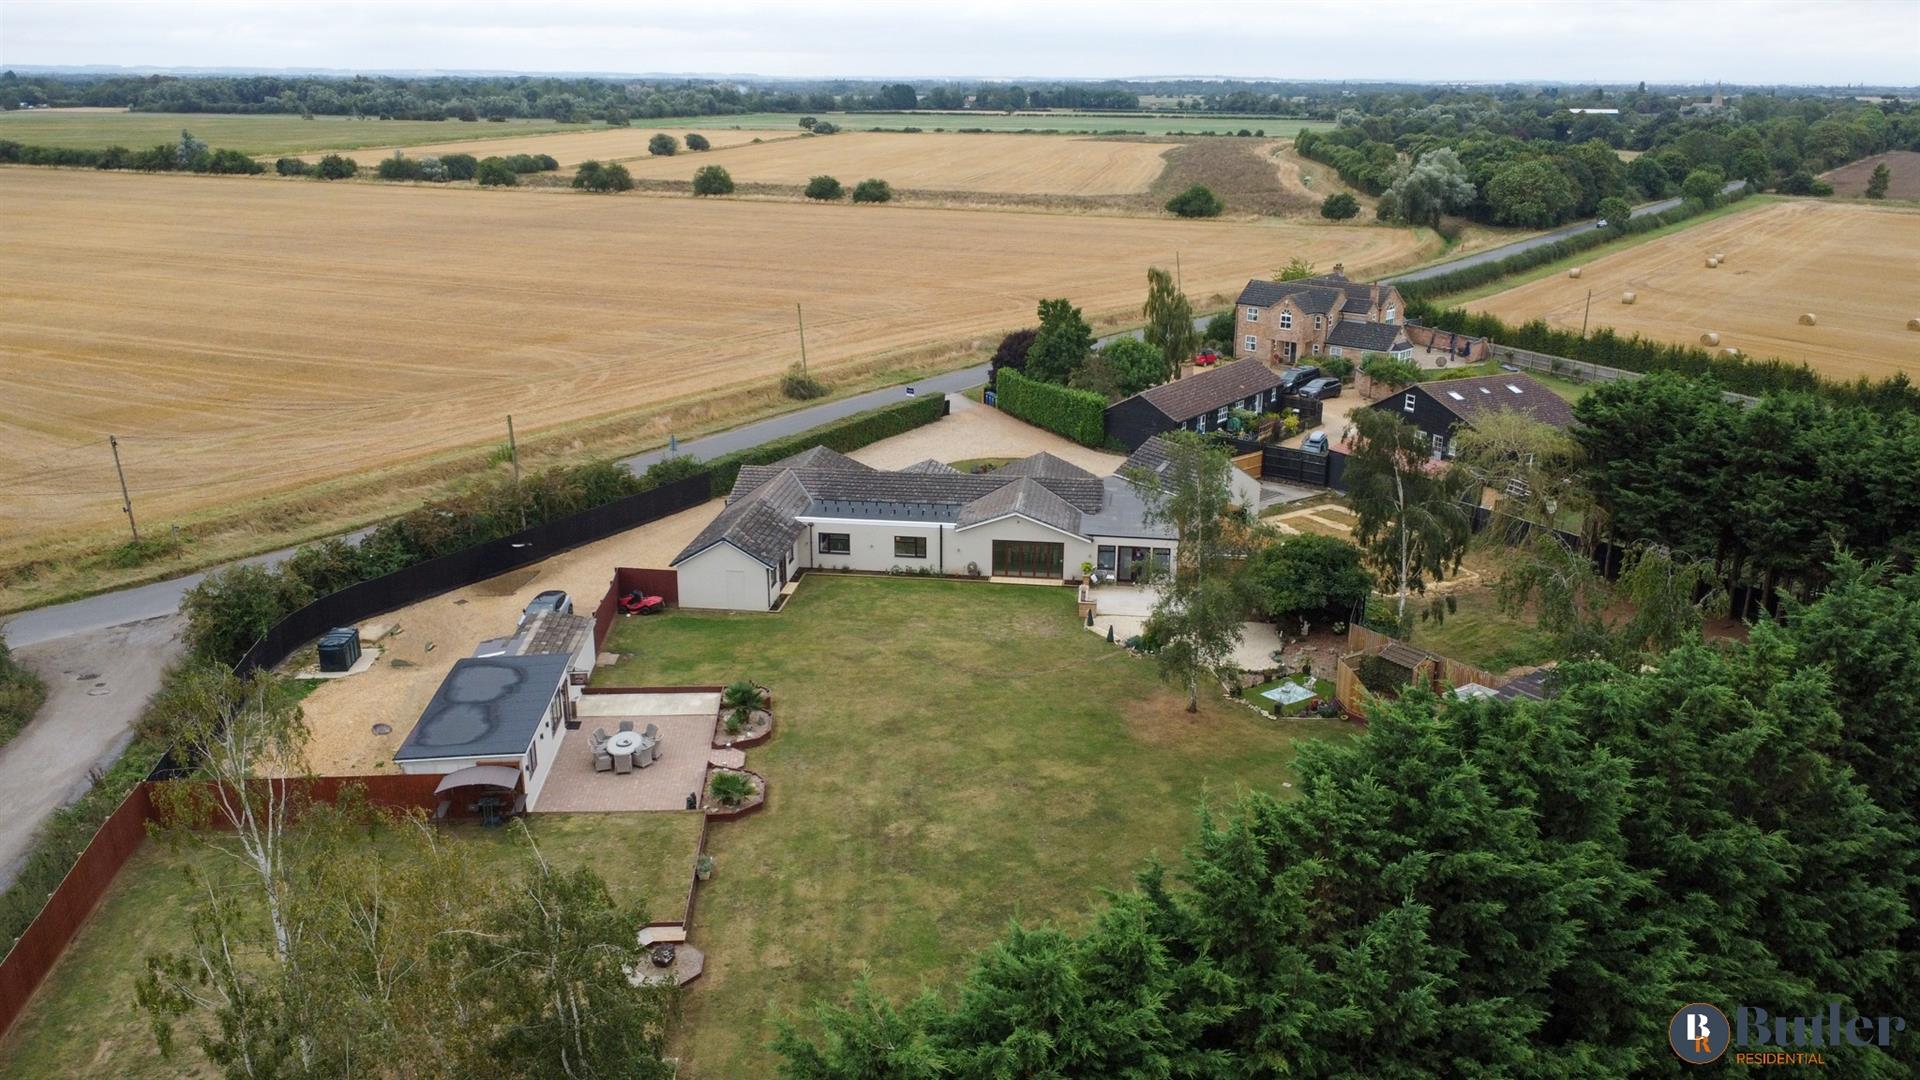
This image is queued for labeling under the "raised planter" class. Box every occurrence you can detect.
[714,707,773,749]
[704,768,767,819]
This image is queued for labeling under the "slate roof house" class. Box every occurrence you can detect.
[1370,372,1575,459]
[1103,359,1290,450]
[1234,268,1413,366]
[669,447,1183,609]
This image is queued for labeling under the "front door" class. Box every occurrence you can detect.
[1282,340,1297,362]
[992,540,1064,579]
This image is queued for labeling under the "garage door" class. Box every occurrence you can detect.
[992,540,1064,579]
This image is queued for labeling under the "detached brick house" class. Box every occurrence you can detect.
[1235,268,1414,366]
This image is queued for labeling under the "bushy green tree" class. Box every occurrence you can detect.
[684,132,711,151]
[1865,161,1891,199]
[804,174,844,200]
[1071,337,1164,399]
[1596,194,1632,230]
[692,164,734,195]
[1376,148,1474,227]
[1245,533,1373,623]
[1125,432,1245,710]
[181,564,315,666]
[439,152,478,180]
[1164,184,1224,217]
[273,156,310,176]
[1485,159,1578,227]
[313,153,356,179]
[851,177,892,203]
[1345,409,1474,628]
[1023,298,1095,385]
[572,159,634,191]
[475,155,518,186]
[1681,166,1726,206]
[1141,266,1194,382]
[647,132,678,156]
[1319,191,1360,219]
[1274,256,1316,281]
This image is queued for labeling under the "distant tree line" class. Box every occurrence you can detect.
[1295,92,1918,229]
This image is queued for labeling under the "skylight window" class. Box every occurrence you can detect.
[1447,391,1465,401]
[1506,384,1524,394]
[1478,387,1492,395]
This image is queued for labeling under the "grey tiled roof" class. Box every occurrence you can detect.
[771,445,874,472]
[1236,279,1345,316]
[898,458,961,474]
[396,654,570,761]
[1080,475,1177,540]
[995,451,1096,482]
[1326,320,1411,353]
[955,477,1081,535]
[675,469,811,567]
[1126,360,1287,422]
[1415,373,1575,430]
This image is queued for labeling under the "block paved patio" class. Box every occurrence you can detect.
[536,712,716,812]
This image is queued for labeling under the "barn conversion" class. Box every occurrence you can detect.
[669,446,1218,609]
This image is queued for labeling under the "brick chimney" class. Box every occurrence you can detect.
[1330,262,1345,279]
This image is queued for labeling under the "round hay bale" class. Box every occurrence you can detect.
[1908,317,1920,331]
[1568,267,1583,279]
[1713,252,1726,261]
[1704,257,1720,268]
[1798,313,1817,326]
[1721,348,1741,359]
[1700,331,1721,347]
[1621,291,1637,305]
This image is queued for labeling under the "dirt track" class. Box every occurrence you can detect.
[1471,200,1920,382]
[0,167,1437,566]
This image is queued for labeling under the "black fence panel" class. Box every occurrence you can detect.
[231,471,712,677]
[1326,450,1349,491]
[1278,396,1324,428]
[1262,446,1333,487]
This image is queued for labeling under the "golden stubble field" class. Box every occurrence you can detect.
[620,131,1173,195]
[290,126,781,167]
[0,168,1436,570]
[1472,200,1920,381]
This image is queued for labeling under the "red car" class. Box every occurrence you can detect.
[1193,350,1219,367]
[620,591,666,616]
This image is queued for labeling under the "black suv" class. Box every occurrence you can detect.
[1278,365,1322,395]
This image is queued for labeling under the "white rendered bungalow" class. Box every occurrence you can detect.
[393,653,572,810]
[669,447,1195,610]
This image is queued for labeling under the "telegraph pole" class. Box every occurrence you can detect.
[506,415,526,532]
[796,302,809,373]
[108,435,139,543]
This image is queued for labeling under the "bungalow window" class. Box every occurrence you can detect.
[1243,334,1258,354]
[1404,393,1417,412]
[819,532,850,555]
[1244,306,1260,322]
[1278,311,1293,329]
[1215,406,1229,425]
[1097,546,1116,572]
[893,535,927,559]
[526,738,538,776]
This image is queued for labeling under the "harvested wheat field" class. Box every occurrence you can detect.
[1821,150,1920,200]
[622,131,1173,195]
[1471,200,1920,381]
[290,126,780,168]
[0,167,1434,568]
[1268,140,1374,214]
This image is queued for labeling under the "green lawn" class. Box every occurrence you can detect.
[0,811,704,1079]
[0,110,582,156]
[637,111,1332,137]
[1409,590,1556,673]
[596,576,1348,1078]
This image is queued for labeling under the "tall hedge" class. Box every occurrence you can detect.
[995,367,1106,446]
[699,394,947,496]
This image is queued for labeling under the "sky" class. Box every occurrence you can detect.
[2,0,1916,86]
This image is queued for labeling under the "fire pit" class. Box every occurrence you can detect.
[649,944,676,968]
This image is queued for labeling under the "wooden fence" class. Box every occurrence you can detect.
[1335,625,1501,721]
[589,567,681,652]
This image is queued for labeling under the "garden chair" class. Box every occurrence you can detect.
[618,719,635,734]
[614,751,633,775]
[592,726,611,748]
[643,723,661,761]
[594,750,614,773]
[635,748,653,769]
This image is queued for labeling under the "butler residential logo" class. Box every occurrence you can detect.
[1669,1002,1909,1066]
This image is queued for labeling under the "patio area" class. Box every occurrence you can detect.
[1086,584,1286,672]
[535,708,717,813]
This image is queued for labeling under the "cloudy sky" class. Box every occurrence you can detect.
[2,0,1915,85]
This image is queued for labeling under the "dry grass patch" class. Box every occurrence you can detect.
[1821,151,1920,199]
[1470,200,1920,382]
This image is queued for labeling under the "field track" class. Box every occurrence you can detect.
[621,132,1172,195]
[1470,200,1920,382]
[0,168,1434,557]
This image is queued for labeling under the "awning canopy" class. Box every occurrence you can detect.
[433,765,521,795]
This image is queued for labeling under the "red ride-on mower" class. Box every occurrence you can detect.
[620,591,666,616]
[1193,350,1219,367]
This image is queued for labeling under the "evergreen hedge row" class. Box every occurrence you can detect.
[994,367,1107,446]
[696,394,948,496]
[0,138,264,174]
[1395,187,1750,303]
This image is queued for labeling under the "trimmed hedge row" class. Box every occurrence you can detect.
[695,394,948,496]
[1395,187,1751,302]
[994,367,1106,446]
[0,138,264,174]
